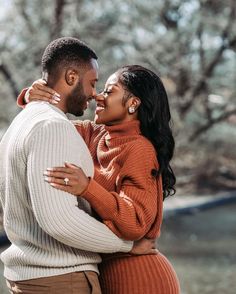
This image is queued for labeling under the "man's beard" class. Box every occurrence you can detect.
[66,81,87,117]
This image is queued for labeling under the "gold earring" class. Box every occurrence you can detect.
[128,106,135,114]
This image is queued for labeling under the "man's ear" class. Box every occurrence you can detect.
[65,68,79,86]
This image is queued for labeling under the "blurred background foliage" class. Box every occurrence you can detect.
[0,0,236,195]
[1,2,236,293]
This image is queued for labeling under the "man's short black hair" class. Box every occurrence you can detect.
[41,37,97,80]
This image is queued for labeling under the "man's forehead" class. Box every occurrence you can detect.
[90,58,99,70]
[83,60,99,80]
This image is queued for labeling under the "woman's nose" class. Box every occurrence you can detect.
[95,92,104,101]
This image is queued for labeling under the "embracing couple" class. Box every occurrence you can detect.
[0,37,180,293]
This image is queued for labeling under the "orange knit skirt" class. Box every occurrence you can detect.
[99,253,180,294]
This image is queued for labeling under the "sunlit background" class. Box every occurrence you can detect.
[0,0,236,293]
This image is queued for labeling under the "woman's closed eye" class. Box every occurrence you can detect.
[103,90,112,98]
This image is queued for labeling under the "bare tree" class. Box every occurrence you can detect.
[50,0,67,39]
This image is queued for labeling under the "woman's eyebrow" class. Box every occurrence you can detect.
[106,83,120,89]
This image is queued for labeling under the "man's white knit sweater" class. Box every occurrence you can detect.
[0,101,132,281]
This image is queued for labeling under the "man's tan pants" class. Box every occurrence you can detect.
[6,271,102,294]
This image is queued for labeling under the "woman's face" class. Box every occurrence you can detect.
[94,73,134,125]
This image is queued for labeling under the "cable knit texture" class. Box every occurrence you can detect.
[75,119,180,294]
[0,101,132,281]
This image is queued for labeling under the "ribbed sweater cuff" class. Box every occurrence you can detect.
[119,240,133,252]
[82,179,115,217]
[17,88,28,108]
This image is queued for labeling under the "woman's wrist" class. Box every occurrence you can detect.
[77,177,91,196]
[24,89,30,104]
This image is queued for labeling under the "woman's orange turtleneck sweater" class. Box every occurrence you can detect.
[78,120,162,241]
[75,119,180,294]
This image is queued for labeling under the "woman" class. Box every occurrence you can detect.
[18,65,180,293]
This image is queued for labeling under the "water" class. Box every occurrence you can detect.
[159,203,236,294]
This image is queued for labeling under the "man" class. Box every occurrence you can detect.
[0,37,153,293]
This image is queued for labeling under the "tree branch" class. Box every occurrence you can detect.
[197,22,205,74]
[50,0,67,39]
[189,108,236,141]
[179,3,236,116]
[160,0,179,29]
[0,62,19,99]
[16,0,35,34]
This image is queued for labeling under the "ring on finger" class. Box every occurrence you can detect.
[64,178,69,185]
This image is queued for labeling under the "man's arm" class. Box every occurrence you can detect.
[26,118,132,253]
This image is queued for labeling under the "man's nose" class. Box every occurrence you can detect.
[92,88,97,97]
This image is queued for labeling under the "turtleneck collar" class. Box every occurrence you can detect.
[104,120,141,139]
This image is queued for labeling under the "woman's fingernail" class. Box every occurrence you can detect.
[43,171,50,176]
[47,168,54,171]
[44,177,50,182]
[51,100,59,105]
[53,96,61,102]
[52,94,61,101]
[54,93,61,98]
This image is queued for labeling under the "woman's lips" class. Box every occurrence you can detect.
[95,106,105,114]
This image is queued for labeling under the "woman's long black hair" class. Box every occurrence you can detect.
[117,65,176,199]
